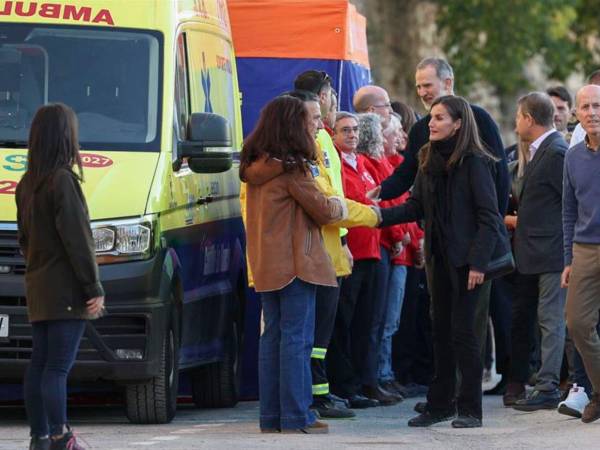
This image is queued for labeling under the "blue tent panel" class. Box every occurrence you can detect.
[237,57,371,137]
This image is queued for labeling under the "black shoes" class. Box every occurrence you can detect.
[381,380,406,399]
[311,395,356,419]
[451,415,482,428]
[414,401,428,414]
[408,410,455,427]
[29,437,50,450]
[362,385,401,406]
[346,393,379,409]
[513,389,560,411]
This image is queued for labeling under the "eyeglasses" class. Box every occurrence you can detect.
[338,126,359,135]
[373,102,392,109]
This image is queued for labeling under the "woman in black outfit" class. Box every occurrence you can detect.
[379,95,510,428]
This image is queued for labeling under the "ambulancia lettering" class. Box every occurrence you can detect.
[0,2,115,25]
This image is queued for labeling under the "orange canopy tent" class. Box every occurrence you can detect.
[228,0,371,135]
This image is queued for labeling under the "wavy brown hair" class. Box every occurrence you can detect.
[419,95,496,172]
[240,95,316,179]
[20,103,82,192]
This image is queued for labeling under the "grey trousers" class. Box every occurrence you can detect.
[566,243,600,393]
[510,271,566,391]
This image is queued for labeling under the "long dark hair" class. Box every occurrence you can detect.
[419,95,496,173]
[240,95,316,178]
[21,103,82,192]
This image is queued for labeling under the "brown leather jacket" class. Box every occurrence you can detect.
[241,157,344,292]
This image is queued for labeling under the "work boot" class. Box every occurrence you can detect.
[362,385,399,406]
[311,395,356,419]
[582,392,600,424]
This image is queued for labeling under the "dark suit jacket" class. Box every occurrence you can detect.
[513,131,566,274]
[381,153,510,271]
[16,168,104,322]
[379,104,510,215]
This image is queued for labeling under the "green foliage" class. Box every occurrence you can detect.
[434,0,598,96]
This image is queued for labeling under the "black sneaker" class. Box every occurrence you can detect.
[452,415,482,428]
[29,437,50,450]
[408,410,455,427]
[311,396,356,419]
[513,389,560,412]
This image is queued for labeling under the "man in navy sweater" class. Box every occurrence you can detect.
[563,84,600,424]
[377,58,509,414]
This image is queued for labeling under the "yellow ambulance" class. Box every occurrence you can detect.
[0,0,246,424]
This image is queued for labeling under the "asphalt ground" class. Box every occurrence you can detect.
[1,388,600,450]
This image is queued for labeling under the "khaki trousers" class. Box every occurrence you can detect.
[565,243,600,392]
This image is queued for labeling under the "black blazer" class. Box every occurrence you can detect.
[16,168,104,323]
[381,153,510,271]
[513,131,566,274]
[379,104,510,215]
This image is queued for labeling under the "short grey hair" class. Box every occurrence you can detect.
[383,113,402,138]
[356,113,384,158]
[416,57,454,81]
[334,111,359,129]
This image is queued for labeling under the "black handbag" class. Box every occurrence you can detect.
[484,251,515,281]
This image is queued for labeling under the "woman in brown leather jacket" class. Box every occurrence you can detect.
[240,95,345,434]
[16,103,104,450]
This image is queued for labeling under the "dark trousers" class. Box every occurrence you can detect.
[427,258,483,419]
[311,280,341,397]
[328,259,380,397]
[489,275,514,376]
[25,319,86,437]
[393,267,433,385]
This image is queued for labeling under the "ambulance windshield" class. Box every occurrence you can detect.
[0,24,162,151]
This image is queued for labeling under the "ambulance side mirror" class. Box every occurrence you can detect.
[177,112,233,173]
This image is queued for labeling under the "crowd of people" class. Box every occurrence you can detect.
[240,57,600,433]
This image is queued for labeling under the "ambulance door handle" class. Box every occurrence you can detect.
[196,195,213,206]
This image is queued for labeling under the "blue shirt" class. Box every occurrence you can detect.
[562,140,600,265]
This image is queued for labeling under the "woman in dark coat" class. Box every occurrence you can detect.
[16,103,104,450]
[379,95,510,428]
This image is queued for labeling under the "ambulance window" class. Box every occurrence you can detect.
[174,33,190,141]
[0,24,163,151]
[185,30,240,151]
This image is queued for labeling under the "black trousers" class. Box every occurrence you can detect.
[427,258,483,419]
[393,267,433,385]
[311,280,341,398]
[489,274,514,376]
[328,259,382,397]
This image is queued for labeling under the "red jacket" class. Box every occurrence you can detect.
[363,155,408,256]
[340,153,381,260]
[381,153,425,266]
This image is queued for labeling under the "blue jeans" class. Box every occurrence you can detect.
[259,279,317,430]
[24,320,86,437]
[379,265,407,382]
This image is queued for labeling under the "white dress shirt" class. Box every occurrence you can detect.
[529,128,556,162]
